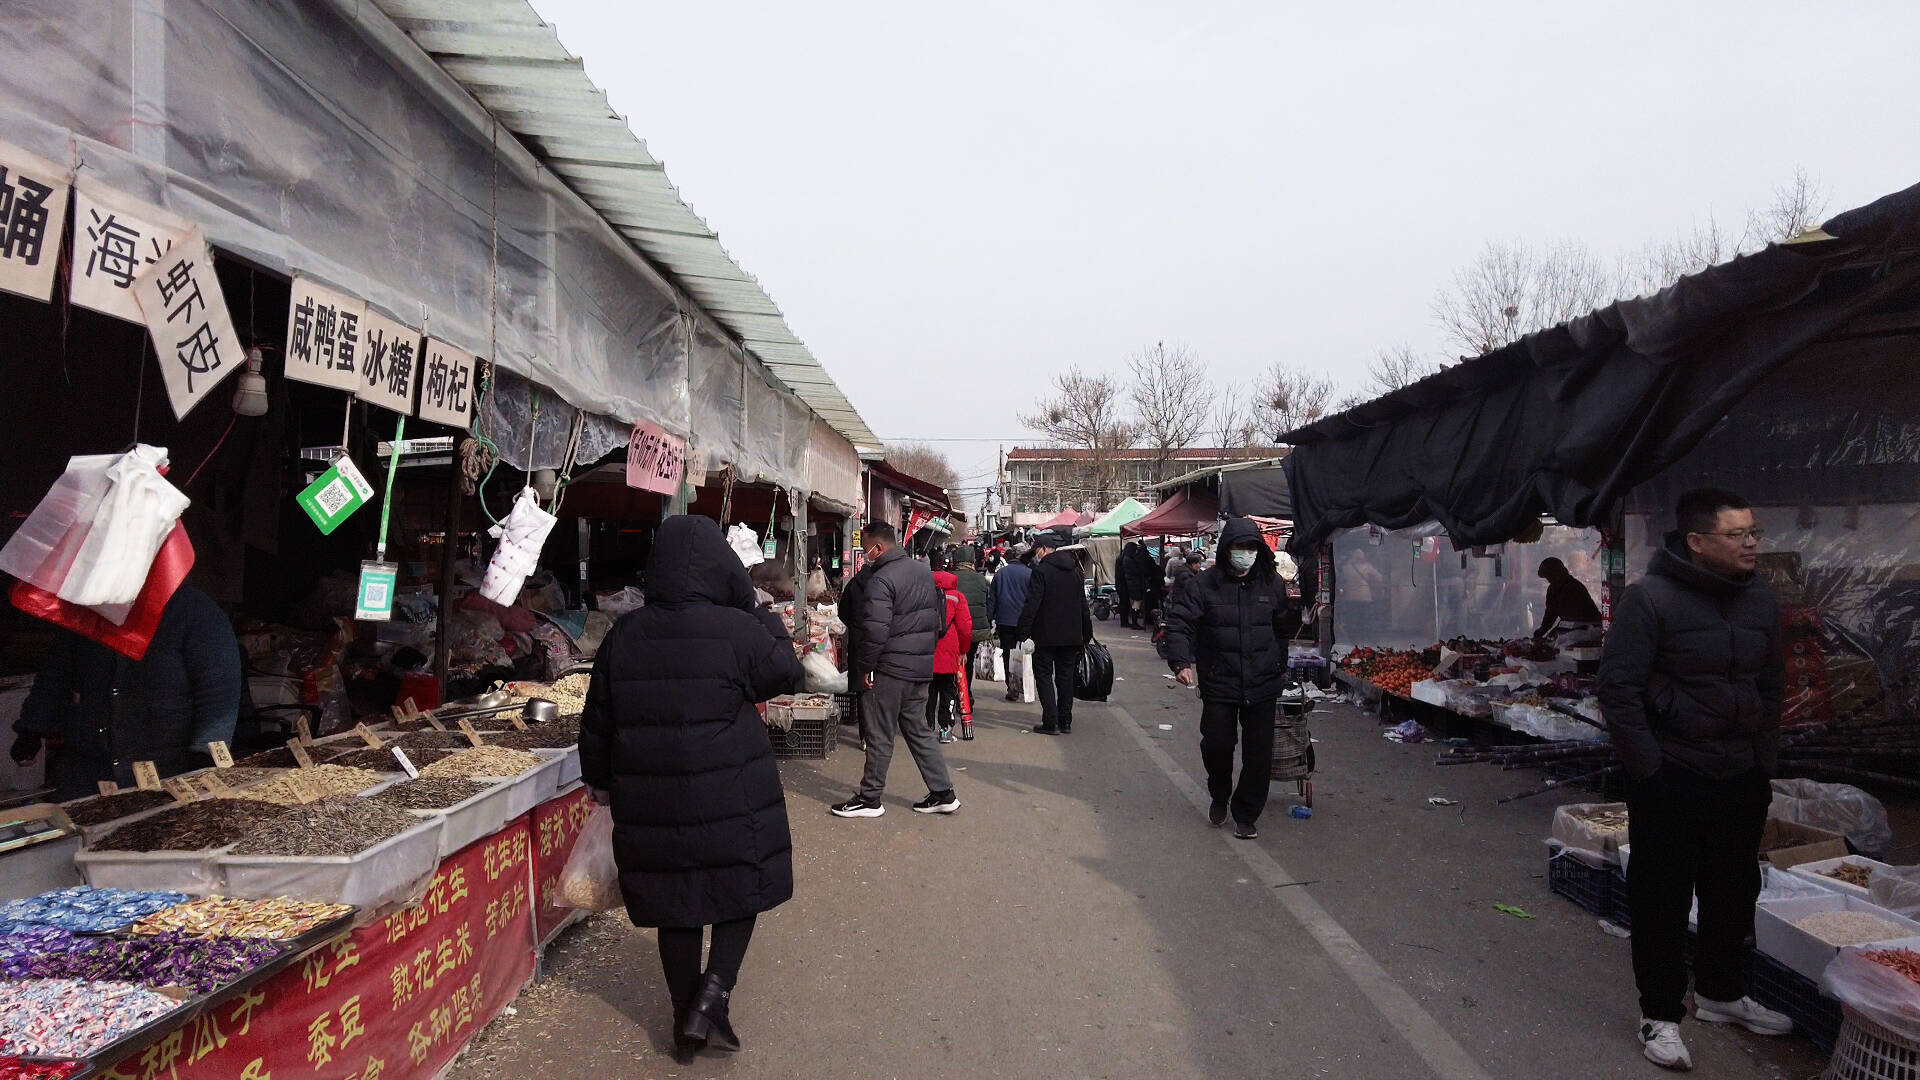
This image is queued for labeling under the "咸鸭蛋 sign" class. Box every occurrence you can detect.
[285,276,369,393]
[356,308,422,416]
[0,140,71,302]
[624,419,686,495]
[418,338,476,429]
[133,226,244,420]
[70,179,189,323]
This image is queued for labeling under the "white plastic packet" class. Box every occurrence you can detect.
[0,445,187,615]
[727,524,765,568]
[479,487,557,606]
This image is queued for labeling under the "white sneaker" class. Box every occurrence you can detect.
[1693,995,1792,1035]
[1638,1019,1692,1070]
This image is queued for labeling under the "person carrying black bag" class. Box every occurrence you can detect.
[1164,518,1297,839]
[1016,528,1092,735]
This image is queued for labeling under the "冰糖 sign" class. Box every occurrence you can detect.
[285,276,369,393]
[0,140,70,302]
[356,309,422,417]
[71,179,190,322]
[132,226,244,420]
[624,419,686,495]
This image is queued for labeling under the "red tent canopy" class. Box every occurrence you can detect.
[1035,509,1080,530]
[1122,488,1221,537]
[1072,511,1097,526]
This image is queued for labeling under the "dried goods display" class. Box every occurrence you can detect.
[400,731,502,750]
[418,746,543,779]
[1822,863,1877,889]
[0,888,189,934]
[504,673,589,714]
[0,926,280,993]
[1862,947,1920,986]
[130,896,350,941]
[1794,910,1909,946]
[58,789,175,828]
[327,745,456,770]
[0,979,180,1058]
[235,746,310,769]
[231,764,387,805]
[89,800,291,852]
[479,717,580,750]
[369,778,492,811]
[1566,807,1629,835]
[228,797,420,856]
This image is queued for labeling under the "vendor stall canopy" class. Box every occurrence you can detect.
[1279,182,1920,552]
[0,0,871,501]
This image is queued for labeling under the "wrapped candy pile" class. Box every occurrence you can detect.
[131,896,350,941]
[0,927,281,994]
[0,888,189,934]
[0,1059,82,1079]
[0,979,180,1058]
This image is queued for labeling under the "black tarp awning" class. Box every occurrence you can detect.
[1218,465,1293,520]
[1281,182,1920,552]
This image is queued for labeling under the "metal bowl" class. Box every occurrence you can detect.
[522,699,561,725]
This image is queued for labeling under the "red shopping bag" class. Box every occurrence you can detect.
[9,524,195,661]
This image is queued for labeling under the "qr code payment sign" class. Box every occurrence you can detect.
[362,580,390,608]
[314,478,352,517]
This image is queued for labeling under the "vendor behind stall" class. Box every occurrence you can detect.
[1535,557,1602,639]
[11,582,243,800]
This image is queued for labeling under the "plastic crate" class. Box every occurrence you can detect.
[834,692,860,726]
[1827,1003,1920,1078]
[1751,951,1842,1053]
[771,710,836,760]
[1546,846,1614,917]
[1608,869,1631,929]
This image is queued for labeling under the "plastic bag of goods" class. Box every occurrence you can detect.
[1550,804,1629,864]
[1823,945,1920,1044]
[1074,641,1114,701]
[479,487,557,607]
[556,806,623,911]
[802,651,847,694]
[727,524,765,568]
[1870,866,1920,920]
[0,445,188,611]
[1771,778,1892,858]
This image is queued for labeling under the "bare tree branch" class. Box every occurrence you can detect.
[1210,382,1261,450]
[883,442,961,493]
[1127,341,1214,484]
[1019,366,1139,509]
[1367,344,1441,394]
[1432,239,1620,357]
[1745,166,1830,247]
[1254,362,1337,444]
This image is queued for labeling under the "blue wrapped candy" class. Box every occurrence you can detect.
[0,887,190,934]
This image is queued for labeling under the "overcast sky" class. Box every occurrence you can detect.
[535,0,1920,508]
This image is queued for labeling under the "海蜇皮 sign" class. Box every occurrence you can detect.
[71,179,188,322]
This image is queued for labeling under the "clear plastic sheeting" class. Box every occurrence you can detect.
[742,375,789,486]
[689,325,747,475]
[807,423,862,512]
[1331,524,1605,649]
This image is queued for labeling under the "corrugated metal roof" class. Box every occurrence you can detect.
[370,0,881,452]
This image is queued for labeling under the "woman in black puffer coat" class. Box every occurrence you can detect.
[580,515,803,1061]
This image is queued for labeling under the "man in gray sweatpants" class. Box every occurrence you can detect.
[830,523,959,819]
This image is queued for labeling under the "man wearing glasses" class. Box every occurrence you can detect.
[1600,488,1790,1070]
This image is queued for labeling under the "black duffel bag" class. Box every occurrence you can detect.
[1074,639,1114,701]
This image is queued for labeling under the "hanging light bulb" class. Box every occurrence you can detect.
[232,346,269,416]
[531,469,558,501]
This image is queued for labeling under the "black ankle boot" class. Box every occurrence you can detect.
[679,972,740,1051]
[670,999,704,1062]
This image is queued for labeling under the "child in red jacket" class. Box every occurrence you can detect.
[929,568,974,743]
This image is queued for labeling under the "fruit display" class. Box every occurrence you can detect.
[1339,648,1432,697]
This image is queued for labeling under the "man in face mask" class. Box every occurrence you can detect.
[1162,518,1298,838]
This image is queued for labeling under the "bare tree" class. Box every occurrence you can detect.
[1368,344,1440,395]
[884,441,960,493]
[1432,240,1619,357]
[1746,167,1829,246]
[1210,383,1262,449]
[1254,362,1337,443]
[1020,366,1139,508]
[1625,169,1831,296]
[1127,341,1214,483]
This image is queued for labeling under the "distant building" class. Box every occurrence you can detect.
[1001,446,1277,515]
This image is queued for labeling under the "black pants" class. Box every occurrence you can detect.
[658,915,758,1000]
[1199,698,1276,826]
[998,630,1022,692]
[927,673,960,729]
[1116,582,1133,626]
[1625,768,1770,1021]
[1032,645,1081,730]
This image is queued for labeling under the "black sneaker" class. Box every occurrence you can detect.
[1058,722,1072,734]
[1232,820,1259,840]
[1208,802,1228,828]
[830,797,884,818]
[1030,723,1060,735]
[912,791,960,814]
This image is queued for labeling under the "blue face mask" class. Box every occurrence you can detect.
[1228,549,1258,572]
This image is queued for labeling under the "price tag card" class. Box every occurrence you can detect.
[457,719,486,748]
[163,777,198,804]
[391,748,419,779]
[200,771,231,796]
[132,761,162,791]
[508,711,529,732]
[426,713,448,732]
[286,738,317,770]
[354,723,386,749]
[285,772,320,803]
[402,697,421,719]
[97,780,121,797]
[294,715,314,746]
[208,741,234,768]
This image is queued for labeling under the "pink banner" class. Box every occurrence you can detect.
[624,420,686,495]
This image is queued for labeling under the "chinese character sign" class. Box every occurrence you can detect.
[418,338,477,429]
[70,179,189,322]
[624,418,687,495]
[285,276,370,393]
[356,309,422,417]
[0,140,71,301]
[132,226,244,420]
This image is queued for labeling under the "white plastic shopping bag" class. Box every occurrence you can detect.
[479,487,558,606]
[0,445,187,617]
[556,805,623,911]
[727,524,765,568]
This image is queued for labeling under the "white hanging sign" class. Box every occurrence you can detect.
[284,275,369,393]
[70,179,190,322]
[355,308,422,416]
[0,140,71,302]
[132,226,244,420]
[417,337,477,429]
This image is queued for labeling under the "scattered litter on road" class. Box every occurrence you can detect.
[1271,880,1319,889]
[1598,920,1631,938]
[1384,720,1427,744]
[1493,903,1535,920]
[1427,796,1459,807]
[1157,724,1173,730]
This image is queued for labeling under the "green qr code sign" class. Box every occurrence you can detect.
[297,456,374,535]
[355,561,398,622]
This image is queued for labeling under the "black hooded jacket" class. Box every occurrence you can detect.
[1163,518,1298,703]
[1018,549,1093,649]
[1118,543,1157,595]
[579,516,803,928]
[1599,533,1785,781]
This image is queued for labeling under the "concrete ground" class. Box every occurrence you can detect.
[448,628,1829,1080]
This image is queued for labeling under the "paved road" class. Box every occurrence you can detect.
[449,627,1826,1079]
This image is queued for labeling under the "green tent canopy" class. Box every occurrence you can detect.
[1087,498,1151,536]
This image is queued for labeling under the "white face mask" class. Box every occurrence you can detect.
[1228,549,1258,572]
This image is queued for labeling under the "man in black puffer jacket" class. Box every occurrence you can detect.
[1600,489,1790,1069]
[832,522,958,819]
[1017,528,1092,735]
[1164,517,1297,838]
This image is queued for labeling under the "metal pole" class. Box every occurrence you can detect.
[434,462,462,696]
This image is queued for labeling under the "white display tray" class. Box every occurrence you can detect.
[404,779,518,859]
[218,817,443,910]
[533,746,581,787]
[1755,894,1920,981]
[73,844,231,896]
[1787,855,1894,901]
[474,754,565,822]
